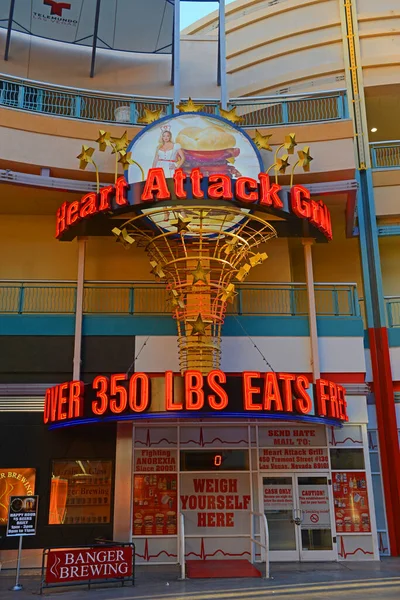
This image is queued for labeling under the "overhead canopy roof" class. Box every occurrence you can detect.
[0,0,203,54]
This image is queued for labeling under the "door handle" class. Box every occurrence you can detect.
[292,508,302,526]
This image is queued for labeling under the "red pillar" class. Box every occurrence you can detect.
[369,328,400,555]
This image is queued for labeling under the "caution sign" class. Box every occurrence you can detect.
[6,496,38,537]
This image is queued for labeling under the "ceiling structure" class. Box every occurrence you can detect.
[0,0,175,54]
[0,0,224,87]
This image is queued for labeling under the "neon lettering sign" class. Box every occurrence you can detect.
[55,170,332,241]
[44,371,348,429]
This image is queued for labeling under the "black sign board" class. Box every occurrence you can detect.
[6,495,38,537]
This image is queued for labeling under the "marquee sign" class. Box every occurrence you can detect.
[55,172,332,241]
[44,371,348,429]
[55,112,332,243]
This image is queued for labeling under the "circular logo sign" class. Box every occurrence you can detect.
[127,112,263,185]
[310,513,319,524]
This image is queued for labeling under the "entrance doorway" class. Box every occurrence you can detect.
[262,473,337,561]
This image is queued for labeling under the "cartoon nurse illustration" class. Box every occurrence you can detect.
[152,125,184,176]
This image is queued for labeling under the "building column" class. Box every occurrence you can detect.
[302,239,320,381]
[357,170,400,556]
[173,0,181,112]
[218,0,228,110]
[339,0,400,555]
[72,238,86,380]
[113,423,134,542]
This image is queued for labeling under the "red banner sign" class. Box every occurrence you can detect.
[46,547,133,583]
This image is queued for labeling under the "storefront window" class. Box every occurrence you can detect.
[48,460,112,525]
[133,448,178,536]
[330,448,365,470]
[0,468,36,525]
[133,474,177,536]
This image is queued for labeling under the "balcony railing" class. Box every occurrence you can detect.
[0,74,347,128]
[370,141,400,169]
[0,281,360,318]
[386,297,400,328]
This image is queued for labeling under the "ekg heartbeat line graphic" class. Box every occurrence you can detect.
[135,427,248,447]
[136,539,177,561]
[368,432,378,451]
[136,538,250,562]
[182,427,247,447]
[378,532,388,554]
[329,427,362,447]
[338,536,374,559]
[186,538,250,560]
[135,430,177,447]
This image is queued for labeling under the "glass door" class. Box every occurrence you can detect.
[296,475,337,561]
[262,475,299,561]
[262,474,337,562]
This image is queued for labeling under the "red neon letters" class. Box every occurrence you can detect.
[44,371,348,426]
[55,170,333,241]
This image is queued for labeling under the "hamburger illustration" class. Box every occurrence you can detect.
[156,513,164,527]
[134,512,143,532]
[166,511,176,529]
[144,514,154,528]
[176,125,241,177]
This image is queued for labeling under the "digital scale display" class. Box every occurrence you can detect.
[180,450,248,472]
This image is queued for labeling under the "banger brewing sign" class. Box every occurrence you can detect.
[46,547,133,584]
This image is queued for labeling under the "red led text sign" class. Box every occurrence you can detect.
[44,371,348,428]
[55,170,332,241]
[46,546,133,584]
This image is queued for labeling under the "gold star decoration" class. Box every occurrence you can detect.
[177,97,205,113]
[219,106,243,124]
[224,236,240,256]
[77,145,95,170]
[297,146,313,172]
[253,130,273,151]
[235,264,251,282]
[249,252,268,267]
[275,154,290,174]
[150,260,166,279]
[118,150,135,170]
[170,216,192,233]
[96,130,112,152]
[220,283,236,303]
[170,289,185,309]
[112,227,135,248]
[191,261,210,285]
[137,107,165,124]
[284,133,297,154]
[111,131,129,154]
[190,314,208,336]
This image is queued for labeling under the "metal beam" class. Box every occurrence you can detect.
[4,0,16,61]
[218,0,227,109]
[171,14,175,85]
[90,0,102,78]
[173,0,181,112]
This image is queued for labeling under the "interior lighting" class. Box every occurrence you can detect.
[370,127,377,133]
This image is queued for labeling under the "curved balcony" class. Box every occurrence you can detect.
[0,74,347,128]
[370,141,400,169]
[0,280,359,317]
